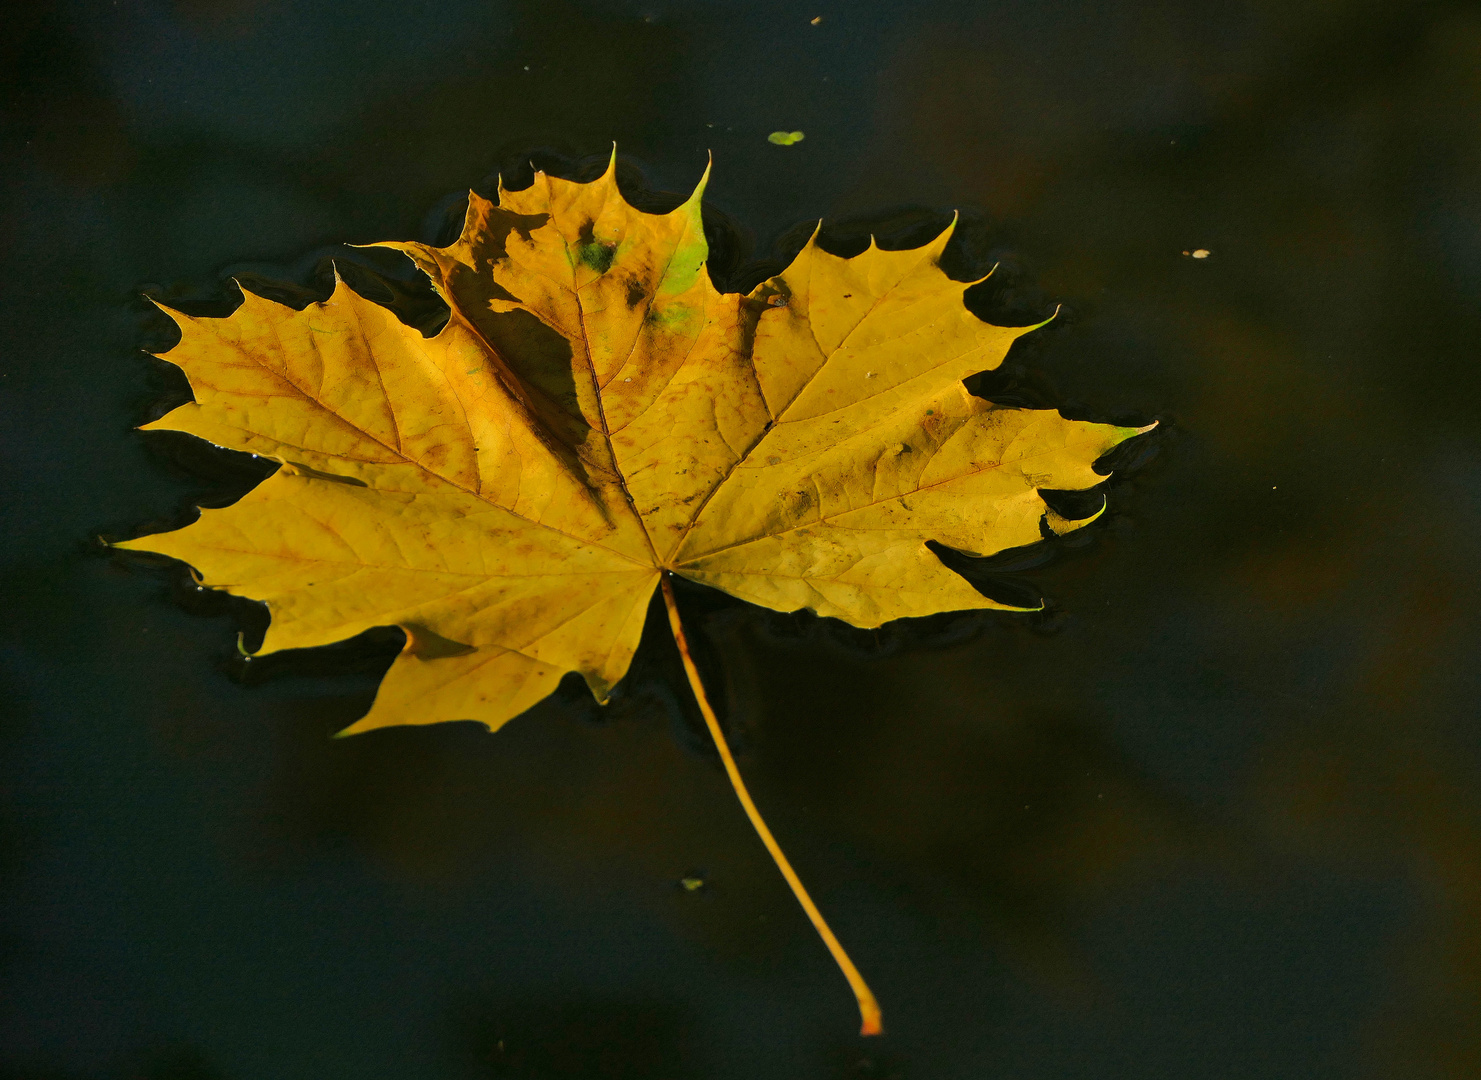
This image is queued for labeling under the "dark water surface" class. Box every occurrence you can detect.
[5,1,1481,1077]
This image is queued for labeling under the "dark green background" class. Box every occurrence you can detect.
[5,0,1481,1077]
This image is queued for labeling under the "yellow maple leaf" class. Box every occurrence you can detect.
[119,153,1152,1034]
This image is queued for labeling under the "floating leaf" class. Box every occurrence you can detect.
[119,152,1153,1035]
[768,130,805,146]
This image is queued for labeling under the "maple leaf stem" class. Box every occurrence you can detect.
[659,572,884,1038]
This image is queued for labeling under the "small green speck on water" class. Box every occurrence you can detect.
[768,131,805,146]
[680,877,705,891]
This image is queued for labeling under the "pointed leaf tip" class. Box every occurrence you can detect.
[1046,495,1109,537]
[1115,419,1159,442]
[686,154,713,206]
[965,261,1000,288]
[1016,303,1061,335]
[922,213,958,261]
[143,292,182,320]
